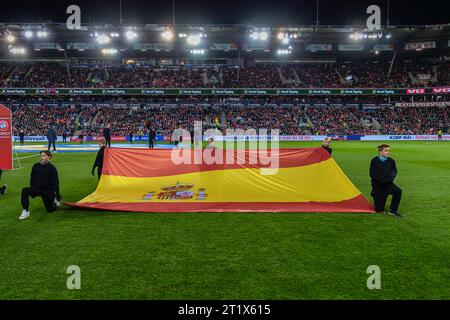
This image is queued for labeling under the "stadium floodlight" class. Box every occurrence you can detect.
[161,30,174,41]
[250,31,259,40]
[187,34,201,46]
[282,37,289,44]
[374,50,380,55]
[277,32,284,40]
[5,34,16,43]
[24,31,33,39]
[9,47,26,55]
[277,49,291,55]
[37,31,48,38]
[178,33,187,38]
[259,31,268,41]
[110,32,120,38]
[125,30,138,41]
[350,32,364,40]
[96,34,111,45]
[190,49,205,55]
[386,33,392,39]
[101,48,118,55]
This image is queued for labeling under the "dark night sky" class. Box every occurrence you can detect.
[0,0,448,25]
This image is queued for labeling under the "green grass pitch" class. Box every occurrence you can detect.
[0,141,449,299]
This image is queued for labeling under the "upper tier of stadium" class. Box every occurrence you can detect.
[0,58,449,89]
[1,23,449,89]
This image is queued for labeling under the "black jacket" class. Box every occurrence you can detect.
[103,128,111,139]
[322,145,332,155]
[47,129,57,142]
[92,146,106,171]
[370,157,397,189]
[30,162,59,193]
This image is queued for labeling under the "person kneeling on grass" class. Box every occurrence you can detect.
[0,169,7,196]
[370,144,402,218]
[321,137,332,155]
[19,151,61,220]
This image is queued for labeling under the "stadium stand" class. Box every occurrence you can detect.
[1,58,449,89]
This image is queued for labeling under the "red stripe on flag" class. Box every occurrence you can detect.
[102,147,331,178]
[65,194,376,213]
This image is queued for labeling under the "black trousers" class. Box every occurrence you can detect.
[21,186,56,212]
[149,139,154,149]
[105,138,111,147]
[97,166,103,180]
[48,141,56,151]
[371,183,402,213]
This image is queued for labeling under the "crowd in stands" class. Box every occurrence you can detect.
[8,97,449,137]
[369,106,449,135]
[4,57,449,137]
[1,58,448,89]
[11,104,84,136]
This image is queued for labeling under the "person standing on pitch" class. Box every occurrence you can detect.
[103,124,112,147]
[92,139,106,180]
[47,126,57,152]
[19,129,25,146]
[62,129,68,143]
[148,128,156,149]
[370,144,402,218]
[0,169,7,196]
[19,151,61,220]
[321,137,332,155]
[438,129,443,141]
[129,130,134,144]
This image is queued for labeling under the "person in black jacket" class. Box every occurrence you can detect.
[370,144,402,217]
[92,139,106,180]
[129,130,134,144]
[47,127,57,152]
[103,124,111,147]
[0,168,7,196]
[19,151,61,220]
[148,128,156,149]
[19,129,25,145]
[322,137,332,155]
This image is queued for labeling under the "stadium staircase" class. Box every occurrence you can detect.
[219,69,224,84]
[24,65,34,79]
[202,71,208,86]
[7,66,16,82]
[293,68,301,83]
[305,115,315,132]
[335,68,346,85]
[221,111,227,126]
[371,118,382,132]
[277,67,286,84]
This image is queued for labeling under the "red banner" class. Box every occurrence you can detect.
[0,104,13,170]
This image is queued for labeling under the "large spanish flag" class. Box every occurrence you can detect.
[66,147,375,213]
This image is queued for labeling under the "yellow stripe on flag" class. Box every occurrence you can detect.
[79,158,361,203]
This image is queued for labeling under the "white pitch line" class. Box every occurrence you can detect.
[15,154,41,159]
